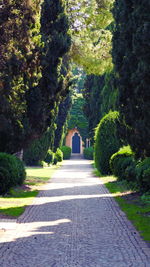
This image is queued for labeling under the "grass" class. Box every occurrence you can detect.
[94,171,150,244]
[0,163,61,217]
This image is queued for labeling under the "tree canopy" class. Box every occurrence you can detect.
[68,0,114,74]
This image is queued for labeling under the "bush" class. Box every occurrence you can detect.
[60,146,71,159]
[94,111,121,175]
[0,167,11,195]
[55,148,63,162]
[15,157,26,185]
[45,149,54,165]
[136,158,150,192]
[110,146,136,181]
[53,155,58,165]
[0,153,26,195]
[23,129,52,166]
[83,147,94,160]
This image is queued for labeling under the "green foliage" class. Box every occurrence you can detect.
[44,149,54,165]
[68,0,114,74]
[94,111,121,174]
[23,127,55,166]
[0,167,11,195]
[136,158,150,192]
[54,91,72,151]
[110,146,136,182]
[83,147,94,160]
[55,148,63,162]
[68,93,88,143]
[0,0,43,153]
[112,0,150,158]
[0,153,26,195]
[15,157,26,186]
[83,71,118,143]
[60,146,71,159]
[83,75,104,142]
[0,0,71,154]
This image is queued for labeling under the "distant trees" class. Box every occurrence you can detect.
[68,0,113,74]
[112,0,150,158]
[83,71,118,143]
[68,93,88,143]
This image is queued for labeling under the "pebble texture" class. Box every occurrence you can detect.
[0,155,150,267]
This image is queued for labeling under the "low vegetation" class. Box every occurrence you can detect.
[83,147,94,160]
[94,111,121,175]
[0,164,60,217]
[60,146,71,159]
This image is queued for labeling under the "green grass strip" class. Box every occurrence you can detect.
[0,164,61,217]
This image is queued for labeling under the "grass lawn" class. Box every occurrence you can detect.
[0,164,61,218]
[94,170,150,244]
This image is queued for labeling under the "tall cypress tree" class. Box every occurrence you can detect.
[112,0,150,158]
[0,0,71,153]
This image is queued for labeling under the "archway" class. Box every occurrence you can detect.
[72,133,80,153]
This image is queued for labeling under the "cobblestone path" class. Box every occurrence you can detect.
[0,155,150,267]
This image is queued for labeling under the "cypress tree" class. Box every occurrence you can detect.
[112,0,150,158]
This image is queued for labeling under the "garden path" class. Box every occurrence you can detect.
[0,155,150,267]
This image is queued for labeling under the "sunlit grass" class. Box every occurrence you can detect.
[0,164,61,217]
[96,173,150,243]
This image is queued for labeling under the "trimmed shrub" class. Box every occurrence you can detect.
[0,167,11,195]
[136,158,150,192]
[55,148,63,162]
[45,149,54,165]
[83,147,94,160]
[0,153,26,195]
[15,157,26,185]
[110,146,136,181]
[94,111,121,175]
[60,146,71,159]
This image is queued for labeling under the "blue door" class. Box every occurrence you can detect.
[72,133,80,153]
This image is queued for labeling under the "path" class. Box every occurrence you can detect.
[0,155,150,267]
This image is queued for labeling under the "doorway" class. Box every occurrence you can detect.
[72,133,80,153]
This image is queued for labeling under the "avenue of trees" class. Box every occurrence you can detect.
[0,0,150,194]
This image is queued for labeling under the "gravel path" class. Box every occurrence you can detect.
[0,155,150,267]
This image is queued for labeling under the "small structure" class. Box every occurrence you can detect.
[65,128,83,154]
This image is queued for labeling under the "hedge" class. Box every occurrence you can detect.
[0,153,26,195]
[60,146,71,159]
[94,111,121,175]
[110,146,136,182]
[83,147,94,160]
[136,157,150,192]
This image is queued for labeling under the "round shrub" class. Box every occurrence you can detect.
[0,153,26,195]
[45,149,54,165]
[0,167,11,195]
[83,147,94,160]
[60,146,71,159]
[110,146,136,181]
[55,148,63,162]
[136,157,150,192]
[94,111,121,175]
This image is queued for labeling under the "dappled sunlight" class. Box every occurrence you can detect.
[0,219,71,243]
[33,193,113,206]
